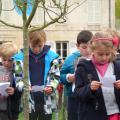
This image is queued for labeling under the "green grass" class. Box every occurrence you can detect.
[18,112,23,120]
[18,93,67,120]
[18,106,67,120]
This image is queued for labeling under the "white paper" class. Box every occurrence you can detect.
[72,83,75,92]
[32,85,44,92]
[0,82,10,96]
[101,76,115,87]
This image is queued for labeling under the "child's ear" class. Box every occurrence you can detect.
[76,43,80,48]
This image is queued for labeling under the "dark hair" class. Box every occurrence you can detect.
[77,30,93,44]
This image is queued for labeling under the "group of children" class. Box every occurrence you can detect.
[0,29,120,120]
[60,29,120,120]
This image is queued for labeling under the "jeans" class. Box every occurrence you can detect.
[0,111,9,120]
[29,110,52,120]
[67,96,78,120]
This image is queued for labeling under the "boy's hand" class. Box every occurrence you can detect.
[114,80,120,89]
[67,74,75,82]
[90,81,102,91]
[29,85,33,91]
[6,87,14,95]
[44,86,53,95]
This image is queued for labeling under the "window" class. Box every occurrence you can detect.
[56,41,69,59]
[88,0,101,24]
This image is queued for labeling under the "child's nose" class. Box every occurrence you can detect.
[102,55,107,60]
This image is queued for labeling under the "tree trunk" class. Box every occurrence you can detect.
[22,27,29,120]
[0,0,2,15]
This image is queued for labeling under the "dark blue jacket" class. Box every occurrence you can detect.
[7,78,22,120]
[13,46,59,85]
[13,46,59,112]
[75,59,120,120]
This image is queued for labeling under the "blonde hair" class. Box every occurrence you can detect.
[0,42,18,58]
[106,28,120,38]
[29,30,46,46]
[106,28,120,49]
[89,31,116,61]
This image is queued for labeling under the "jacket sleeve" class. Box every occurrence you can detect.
[74,63,96,102]
[47,58,60,90]
[13,60,24,92]
[60,57,73,85]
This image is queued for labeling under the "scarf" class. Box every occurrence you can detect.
[92,57,109,77]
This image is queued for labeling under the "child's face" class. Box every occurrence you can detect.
[2,57,13,69]
[30,42,44,54]
[77,43,91,57]
[93,46,112,64]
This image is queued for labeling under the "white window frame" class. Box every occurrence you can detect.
[56,41,69,59]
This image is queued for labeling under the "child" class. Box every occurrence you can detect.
[0,42,23,120]
[60,30,93,120]
[75,31,120,120]
[106,29,120,50]
[106,29,120,60]
[28,30,60,120]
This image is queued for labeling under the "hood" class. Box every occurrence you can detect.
[72,51,81,57]
[12,50,24,61]
[29,45,51,59]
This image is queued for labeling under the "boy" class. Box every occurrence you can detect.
[0,42,23,120]
[28,30,60,120]
[60,30,93,120]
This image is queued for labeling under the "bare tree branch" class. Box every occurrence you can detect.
[0,19,23,29]
[25,0,40,28]
[0,0,2,15]
[40,5,61,17]
[29,17,61,32]
[29,12,65,32]
[67,0,87,15]
[29,0,68,32]
[57,17,66,23]
[52,0,61,8]
[0,5,15,11]
[22,1,27,26]
[45,8,54,20]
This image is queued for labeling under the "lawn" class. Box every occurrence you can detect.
[18,91,67,120]
[18,105,67,120]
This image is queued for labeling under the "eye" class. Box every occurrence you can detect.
[106,53,111,56]
[2,58,13,62]
[98,53,104,56]
[38,45,44,47]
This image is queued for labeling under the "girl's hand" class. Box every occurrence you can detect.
[6,87,14,95]
[114,80,120,89]
[90,81,102,91]
[44,86,53,95]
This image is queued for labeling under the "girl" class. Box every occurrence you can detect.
[106,29,120,60]
[75,31,120,120]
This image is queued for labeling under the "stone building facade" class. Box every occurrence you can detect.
[0,0,115,58]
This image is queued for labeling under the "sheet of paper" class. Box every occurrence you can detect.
[101,76,115,87]
[32,85,44,92]
[72,83,75,92]
[0,82,10,96]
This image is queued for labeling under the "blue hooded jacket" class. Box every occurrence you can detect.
[13,46,59,85]
[60,51,81,96]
